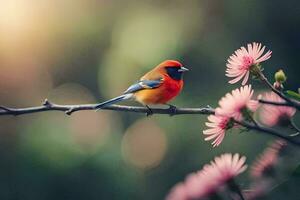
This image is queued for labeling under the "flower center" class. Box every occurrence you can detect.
[220,118,234,130]
[219,119,228,129]
[241,56,254,69]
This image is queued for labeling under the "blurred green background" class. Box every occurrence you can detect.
[0,0,299,199]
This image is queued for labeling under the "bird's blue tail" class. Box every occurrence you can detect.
[95,93,132,110]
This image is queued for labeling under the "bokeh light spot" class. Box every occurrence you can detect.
[122,118,168,170]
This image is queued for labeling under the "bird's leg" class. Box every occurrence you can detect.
[165,104,177,116]
[145,105,153,116]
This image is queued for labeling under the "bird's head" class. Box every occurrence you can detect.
[159,60,189,81]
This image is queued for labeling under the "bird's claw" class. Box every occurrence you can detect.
[168,104,177,116]
[145,106,153,117]
[146,111,153,117]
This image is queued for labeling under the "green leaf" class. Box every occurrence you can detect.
[285,90,300,101]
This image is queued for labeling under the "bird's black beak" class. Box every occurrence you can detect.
[178,67,189,72]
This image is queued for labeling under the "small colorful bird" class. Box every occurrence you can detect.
[95,60,188,115]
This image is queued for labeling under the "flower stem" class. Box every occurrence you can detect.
[227,179,245,200]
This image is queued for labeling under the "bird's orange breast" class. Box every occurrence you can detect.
[134,76,183,105]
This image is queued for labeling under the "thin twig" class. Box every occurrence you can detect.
[234,120,300,146]
[0,99,215,116]
[258,72,300,110]
[258,99,292,107]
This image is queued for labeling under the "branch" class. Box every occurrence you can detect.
[1,99,299,146]
[0,99,215,116]
[258,99,292,107]
[234,120,300,146]
[258,72,300,110]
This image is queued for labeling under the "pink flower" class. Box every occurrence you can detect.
[216,85,258,121]
[166,170,219,200]
[166,153,247,200]
[226,42,272,85]
[259,92,296,126]
[209,153,247,183]
[250,148,278,178]
[250,140,286,178]
[184,171,218,199]
[203,85,258,147]
[269,139,287,152]
[165,183,188,200]
[203,115,232,147]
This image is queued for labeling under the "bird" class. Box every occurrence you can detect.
[95,60,188,115]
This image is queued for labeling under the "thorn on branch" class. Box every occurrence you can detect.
[206,105,213,110]
[65,108,75,115]
[42,99,52,107]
